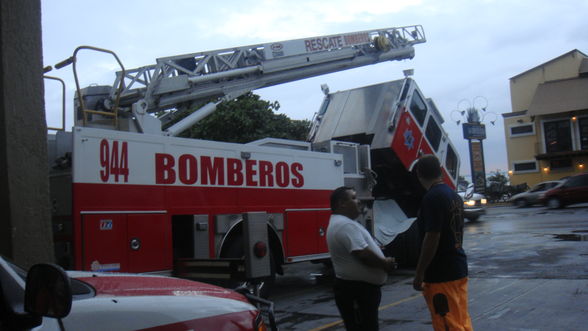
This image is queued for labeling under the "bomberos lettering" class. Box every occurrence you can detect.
[155,153,304,188]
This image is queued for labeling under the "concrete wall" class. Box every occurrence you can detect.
[0,0,54,266]
[503,114,540,186]
[504,117,538,160]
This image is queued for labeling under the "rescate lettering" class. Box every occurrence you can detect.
[304,36,344,52]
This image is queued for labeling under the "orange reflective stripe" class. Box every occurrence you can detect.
[422,277,473,331]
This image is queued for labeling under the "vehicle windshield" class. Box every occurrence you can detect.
[4,259,27,280]
[529,184,544,193]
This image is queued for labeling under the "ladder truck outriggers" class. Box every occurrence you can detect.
[47,25,460,286]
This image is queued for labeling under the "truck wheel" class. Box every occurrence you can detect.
[547,197,562,209]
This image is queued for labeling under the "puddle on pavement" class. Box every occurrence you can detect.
[553,233,588,241]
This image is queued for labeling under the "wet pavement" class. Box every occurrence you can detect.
[269,204,588,330]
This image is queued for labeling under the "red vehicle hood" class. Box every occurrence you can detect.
[72,272,248,303]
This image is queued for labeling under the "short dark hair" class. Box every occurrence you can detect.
[330,186,353,211]
[415,155,442,181]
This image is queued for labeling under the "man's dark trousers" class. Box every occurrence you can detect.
[334,278,382,331]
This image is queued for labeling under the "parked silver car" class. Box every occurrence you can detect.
[509,180,563,207]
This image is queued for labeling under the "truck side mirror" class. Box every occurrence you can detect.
[24,263,72,319]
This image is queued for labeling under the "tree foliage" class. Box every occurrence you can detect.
[487,171,508,187]
[486,170,509,202]
[168,93,311,143]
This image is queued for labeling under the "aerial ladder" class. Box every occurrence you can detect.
[55,26,425,136]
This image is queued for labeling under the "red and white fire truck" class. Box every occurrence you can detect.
[46,25,460,285]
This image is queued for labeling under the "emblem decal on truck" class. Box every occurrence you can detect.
[403,129,415,150]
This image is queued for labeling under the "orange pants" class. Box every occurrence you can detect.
[422,277,473,331]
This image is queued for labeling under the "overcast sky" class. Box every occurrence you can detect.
[41,0,588,177]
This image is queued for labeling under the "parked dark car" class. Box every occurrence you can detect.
[542,173,588,209]
[509,180,563,207]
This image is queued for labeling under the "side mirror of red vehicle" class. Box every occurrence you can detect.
[24,263,72,319]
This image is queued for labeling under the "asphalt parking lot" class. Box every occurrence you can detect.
[270,204,588,330]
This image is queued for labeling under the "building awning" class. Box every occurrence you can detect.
[528,78,588,116]
[535,149,588,160]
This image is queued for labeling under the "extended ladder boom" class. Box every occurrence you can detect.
[66,25,425,135]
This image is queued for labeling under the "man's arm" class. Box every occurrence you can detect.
[351,248,395,272]
[413,232,440,291]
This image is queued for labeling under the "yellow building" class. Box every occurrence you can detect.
[503,49,588,187]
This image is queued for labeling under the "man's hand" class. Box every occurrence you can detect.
[413,273,424,291]
[352,250,397,272]
[384,257,397,273]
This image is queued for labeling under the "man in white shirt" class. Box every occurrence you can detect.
[327,186,396,331]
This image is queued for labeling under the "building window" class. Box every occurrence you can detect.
[425,117,442,151]
[513,161,538,173]
[579,117,588,150]
[543,119,572,153]
[409,91,427,126]
[550,158,572,170]
[509,124,535,137]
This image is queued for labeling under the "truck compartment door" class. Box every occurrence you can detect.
[127,214,171,273]
[285,209,330,257]
[82,213,171,273]
[82,214,128,272]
